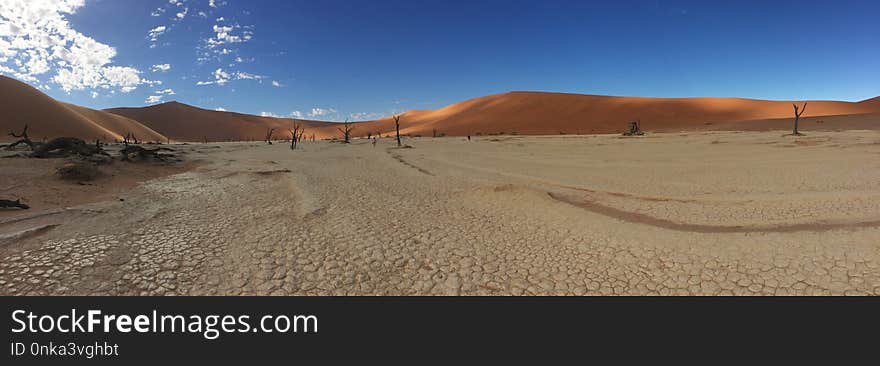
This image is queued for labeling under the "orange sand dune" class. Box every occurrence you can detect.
[355,92,880,138]
[107,102,336,142]
[4,74,878,142]
[0,76,165,143]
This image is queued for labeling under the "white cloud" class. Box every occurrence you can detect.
[209,0,227,8]
[156,88,175,95]
[196,68,264,86]
[309,108,337,117]
[147,25,167,48]
[349,112,385,121]
[151,8,165,16]
[146,95,164,104]
[290,111,304,118]
[196,67,229,85]
[201,22,253,59]
[175,7,188,20]
[90,91,98,98]
[214,107,226,111]
[151,63,172,72]
[0,0,155,93]
[234,71,261,80]
[260,112,283,118]
[272,80,282,87]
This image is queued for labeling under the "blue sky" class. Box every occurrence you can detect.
[1,0,878,121]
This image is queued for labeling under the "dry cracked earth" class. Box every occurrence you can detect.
[2,131,879,295]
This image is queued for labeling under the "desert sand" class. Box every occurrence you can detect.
[2,130,879,295]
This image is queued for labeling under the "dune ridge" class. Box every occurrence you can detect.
[107,102,336,142]
[0,76,165,143]
[2,75,878,142]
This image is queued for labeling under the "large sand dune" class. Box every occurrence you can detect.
[0,76,165,142]
[3,75,878,142]
[107,102,335,142]
[363,92,880,137]
[112,92,880,142]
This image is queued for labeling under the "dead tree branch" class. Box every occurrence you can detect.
[289,122,306,150]
[791,102,807,136]
[623,120,644,136]
[393,115,401,147]
[6,124,34,150]
[337,119,355,143]
[265,128,275,144]
[0,199,29,210]
[31,137,109,159]
[119,145,177,162]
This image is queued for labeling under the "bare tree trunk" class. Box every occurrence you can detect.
[393,115,401,147]
[289,122,305,150]
[337,119,355,143]
[623,120,644,136]
[792,102,807,136]
[265,128,275,144]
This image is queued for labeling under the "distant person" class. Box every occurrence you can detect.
[372,137,377,147]
[467,135,471,141]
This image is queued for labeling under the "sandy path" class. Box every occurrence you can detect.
[1,131,879,295]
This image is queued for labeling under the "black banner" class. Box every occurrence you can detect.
[3,297,877,363]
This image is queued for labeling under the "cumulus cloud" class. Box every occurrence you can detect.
[0,0,156,93]
[349,111,385,121]
[209,0,227,8]
[200,21,253,60]
[147,25,167,48]
[272,80,282,87]
[309,108,337,117]
[290,111,304,119]
[151,63,172,72]
[260,112,283,118]
[196,68,264,86]
[196,67,229,85]
[145,95,164,104]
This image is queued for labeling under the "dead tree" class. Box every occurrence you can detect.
[623,120,644,136]
[0,199,29,210]
[337,119,355,143]
[393,115,401,147]
[7,124,34,150]
[122,132,139,145]
[31,137,109,159]
[289,122,306,150]
[265,128,275,144]
[119,145,177,162]
[791,102,807,136]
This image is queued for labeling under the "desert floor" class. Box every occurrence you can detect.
[2,130,879,295]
